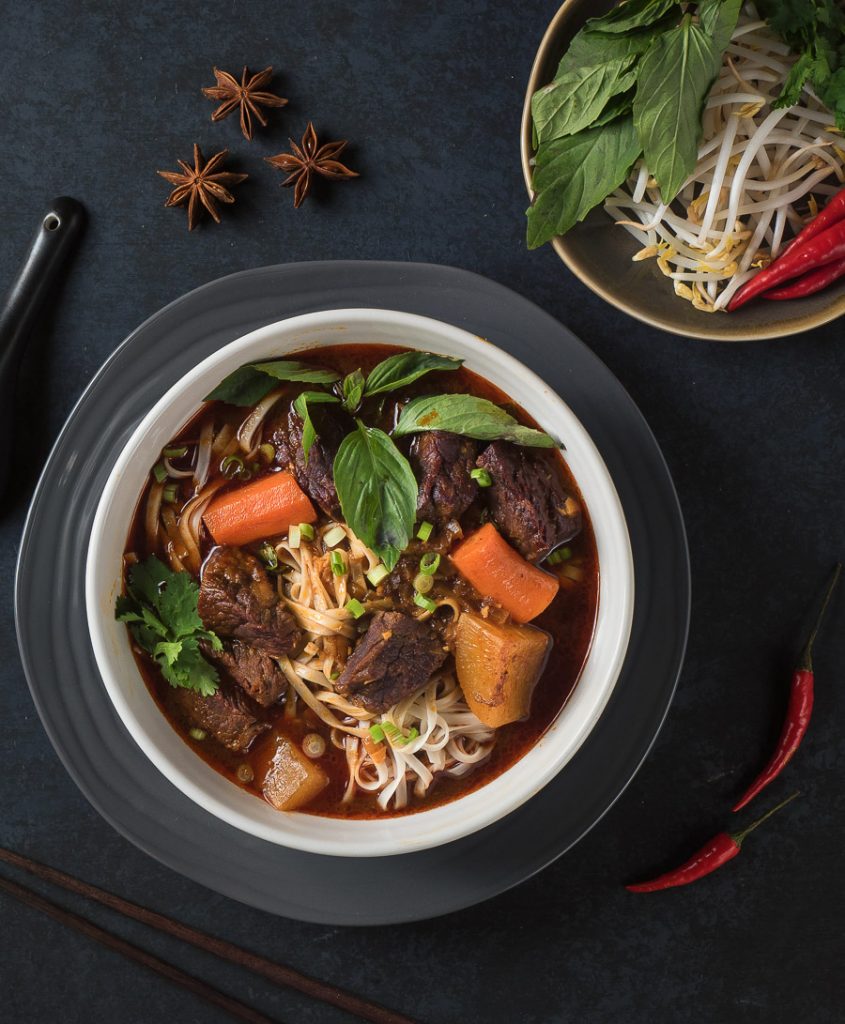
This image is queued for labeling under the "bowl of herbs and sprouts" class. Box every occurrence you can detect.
[521,0,845,341]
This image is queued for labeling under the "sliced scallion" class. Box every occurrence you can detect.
[323,525,346,548]
[346,598,366,619]
[288,524,301,548]
[162,445,189,459]
[419,552,440,575]
[416,520,434,542]
[299,522,315,541]
[162,483,178,504]
[259,542,279,571]
[470,467,493,487]
[547,546,572,566]
[330,550,347,576]
[152,462,168,483]
[221,454,245,478]
[259,442,275,462]
[414,591,437,613]
[367,564,389,587]
[368,723,385,743]
[413,572,434,594]
[188,727,207,741]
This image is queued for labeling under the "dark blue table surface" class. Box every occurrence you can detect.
[1,2,842,1021]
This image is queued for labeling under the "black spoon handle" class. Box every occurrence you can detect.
[0,197,85,496]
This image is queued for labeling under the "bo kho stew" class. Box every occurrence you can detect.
[117,345,598,817]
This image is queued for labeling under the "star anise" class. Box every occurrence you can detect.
[202,66,288,141]
[157,145,248,230]
[264,122,359,208]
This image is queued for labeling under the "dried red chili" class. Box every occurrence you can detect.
[763,256,845,301]
[732,563,841,812]
[729,219,845,309]
[626,791,799,893]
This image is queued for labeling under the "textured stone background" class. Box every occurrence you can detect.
[1,1,842,1021]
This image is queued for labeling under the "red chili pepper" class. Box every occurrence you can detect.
[732,563,841,812]
[626,791,799,893]
[728,218,845,310]
[782,187,845,255]
[763,256,845,300]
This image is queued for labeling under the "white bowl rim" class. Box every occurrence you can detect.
[85,308,634,857]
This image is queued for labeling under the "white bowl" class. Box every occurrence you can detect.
[86,309,634,857]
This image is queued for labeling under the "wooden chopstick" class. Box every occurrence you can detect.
[0,847,418,1024]
[0,874,278,1024]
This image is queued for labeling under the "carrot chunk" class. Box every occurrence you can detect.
[450,522,559,623]
[203,471,317,547]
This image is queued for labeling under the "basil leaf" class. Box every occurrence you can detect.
[527,117,641,249]
[394,395,556,448]
[586,0,679,34]
[341,369,366,413]
[293,390,340,464]
[591,89,635,129]
[532,56,639,143]
[698,0,743,56]
[333,422,418,572]
[558,21,674,76]
[633,15,719,203]
[364,351,463,397]
[205,361,339,406]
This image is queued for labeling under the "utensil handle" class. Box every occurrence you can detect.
[0,197,85,496]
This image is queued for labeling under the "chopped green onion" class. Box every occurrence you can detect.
[346,598,366,619]
[379,722,418,746]
[414,591,437,613]
[419,552,440,575]
[162,483,178,503]
[546,546,573,566]
[471,467,493,487]
[413,572,434,594]
[259,442,275,462]
[323,525,346,548]
[402,727,419,745]
[329,670,340,681]
[152,463,168,484]
[368,723,385,743]
[188,727,206,741]
[330,550,347,576]
[288,524,301,548]
[381,722,400,738]
[299,522,315,541]
[259,542,279,571]
[162,445,189,459]
[416,520,434,542]
[221,454,245,478]
[367,564,389,587]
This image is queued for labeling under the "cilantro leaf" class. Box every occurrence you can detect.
[116,556,221,696]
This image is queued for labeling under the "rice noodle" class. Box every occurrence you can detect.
[605,5,845,313]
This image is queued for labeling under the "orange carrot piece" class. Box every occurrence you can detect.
[203,471,317,547]
[450,523,559,623]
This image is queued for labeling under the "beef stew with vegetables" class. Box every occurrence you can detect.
[118,344,598,817]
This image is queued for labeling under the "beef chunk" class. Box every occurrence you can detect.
[411,431,479,523]
[476,441,581,562]
[336,611,448,713]
[272,405,349,517]
[204,640,287,707]
[171,686,268,752]
[198,546,301,656]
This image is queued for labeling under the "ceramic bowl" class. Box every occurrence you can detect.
[86,308,634,856]
[520,0,845,341]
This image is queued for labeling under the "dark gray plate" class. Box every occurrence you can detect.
[15,261,689,925]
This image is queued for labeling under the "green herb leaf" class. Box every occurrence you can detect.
[205,361,339,406]
[341,369,366,414]
[559,19,676,76]
[333,421,418,571]
[698,0,743,56]
[591,89,636,128]
[363,351,463,397]
[293,390,341,464]
[116,556,222,695]
[586,0,680,35]
[633,15,719,203]
[532,56,639,143]
[527,117,641,248]
[394,395,556,448]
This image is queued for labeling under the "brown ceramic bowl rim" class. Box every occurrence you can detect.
[520,0,845,342]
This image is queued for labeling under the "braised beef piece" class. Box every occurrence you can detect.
[411,431,479,523]
[170,685,268,752]
[198,546,301,656]
[203,640,287,707]
[272,405,350,517]
[476,441,581,562]
[336,611,448,713]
